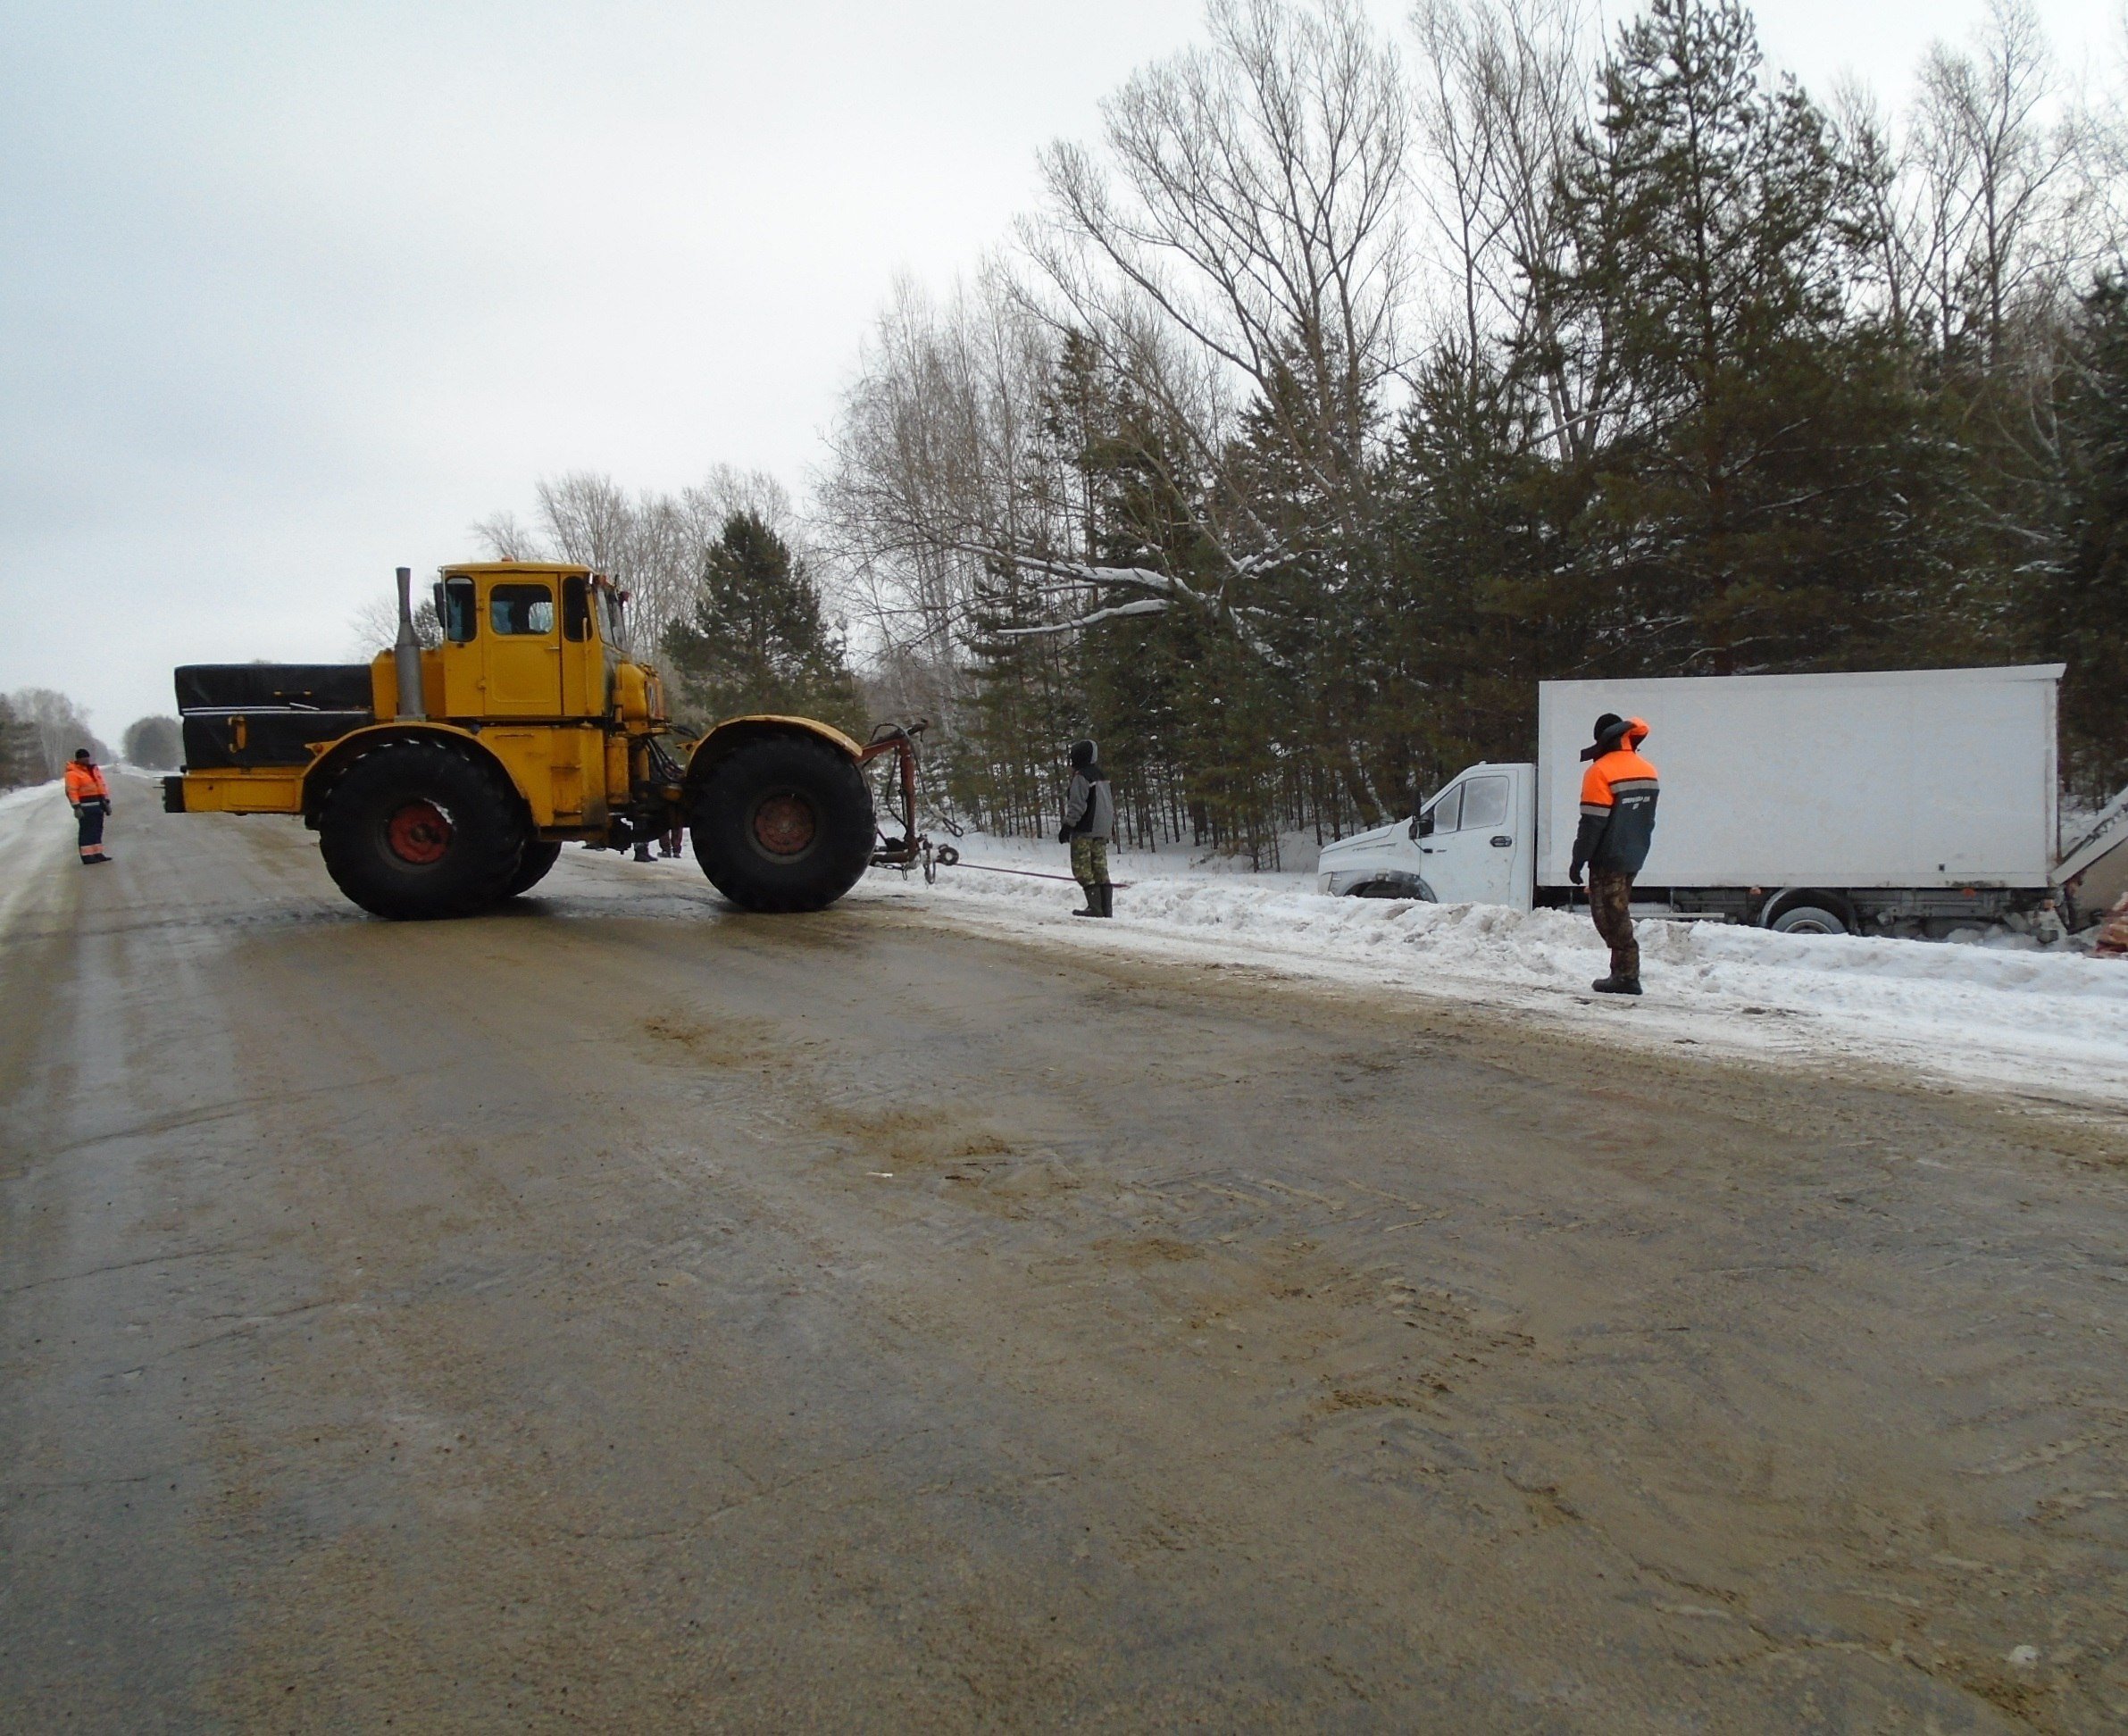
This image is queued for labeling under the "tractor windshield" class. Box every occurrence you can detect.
[595,584,628,653]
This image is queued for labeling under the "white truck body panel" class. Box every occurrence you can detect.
[1535,665,2064,890]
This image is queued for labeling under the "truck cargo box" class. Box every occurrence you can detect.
[1536,665,2065,891]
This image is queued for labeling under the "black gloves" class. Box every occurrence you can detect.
[1057,827,1071,845]
[1568,855,1585,887]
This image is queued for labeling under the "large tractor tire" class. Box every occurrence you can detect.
[504,839,563,897]
[689,734,873,914]
[317,740,524,920]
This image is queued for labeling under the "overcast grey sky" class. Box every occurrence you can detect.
[3,0,2120,741]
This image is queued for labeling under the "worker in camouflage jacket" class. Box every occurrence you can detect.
[1569,714,1659,996]
[1058,739,1115,918]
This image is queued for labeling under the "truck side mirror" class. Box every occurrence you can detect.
[1412,808,1433,840]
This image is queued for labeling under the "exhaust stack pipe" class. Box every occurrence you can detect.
[393,566,426,721]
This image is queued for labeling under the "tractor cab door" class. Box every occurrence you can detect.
[480,579,563,716]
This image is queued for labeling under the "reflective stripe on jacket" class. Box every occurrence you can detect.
[1572,721,1658,877]
[63,763,110,805]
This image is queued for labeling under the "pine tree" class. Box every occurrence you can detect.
[660,513,863,735]
[1540,0,1958,676]
[1383,347,1558,785]
[2030,271,2128,798]
[955,558,1083,835]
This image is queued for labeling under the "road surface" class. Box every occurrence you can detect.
[4,778,2124,1730]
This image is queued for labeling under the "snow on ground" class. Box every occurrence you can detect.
[0,782,74,939]
[11,773,2111,1109]
[864,832,2128,1109]
[0,780,60,819]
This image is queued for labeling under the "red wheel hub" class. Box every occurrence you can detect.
[386,799,453,865]
[752,792,816,856]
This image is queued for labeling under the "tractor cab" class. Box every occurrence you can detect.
[410,563,641,724]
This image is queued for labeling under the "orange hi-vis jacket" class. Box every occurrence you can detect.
[1572,719,1659,878]
[64,762,110,805]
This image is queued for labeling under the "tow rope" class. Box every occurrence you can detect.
[922,845,1131,889]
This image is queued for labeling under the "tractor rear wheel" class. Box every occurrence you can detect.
[318,741,523,920]
[689,734,873,913]
[504,839,563,897]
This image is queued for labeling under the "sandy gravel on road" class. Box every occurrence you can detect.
[3,788,2125,1730]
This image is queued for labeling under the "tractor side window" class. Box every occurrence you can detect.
[441,577,478,643]
[563,577,590,642]
[1423,785,1463,835]
[489,583,555,636]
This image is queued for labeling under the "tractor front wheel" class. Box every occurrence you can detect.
[318,741,523,920]
[689,735,873,913]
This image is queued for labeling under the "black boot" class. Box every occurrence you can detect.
[1590,974,1642,996]
[1072,884,1098,916]
[1098,883,1114,918]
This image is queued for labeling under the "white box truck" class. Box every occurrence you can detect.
[1316,664,2128,934]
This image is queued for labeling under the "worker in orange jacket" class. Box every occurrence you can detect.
[63,748,113,865]
[1568,714,1658,996]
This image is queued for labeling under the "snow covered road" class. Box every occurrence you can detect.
[868,835,2128,1108]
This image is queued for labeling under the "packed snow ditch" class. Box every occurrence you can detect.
[866,834,2128,1108]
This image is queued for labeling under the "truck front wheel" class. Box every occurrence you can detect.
[690,735,873,913]
[318,741,524,920]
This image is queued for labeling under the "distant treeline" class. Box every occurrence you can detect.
[0,690,105,789]
[0,694,185,789]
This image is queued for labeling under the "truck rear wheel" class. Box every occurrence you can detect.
[318,741,523,920]
[1766,899,1851,936]
[689,735,873,913]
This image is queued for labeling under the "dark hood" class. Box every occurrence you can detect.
[1581,714,1650,761]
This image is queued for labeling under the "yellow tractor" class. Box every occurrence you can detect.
[164,563,924,919]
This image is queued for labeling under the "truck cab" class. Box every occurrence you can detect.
[1316,764,1536,907]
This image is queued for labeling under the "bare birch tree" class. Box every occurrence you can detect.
[1905,0,2085,363]
[1025,0,1409,532]
[817,272,1068,695]
[1406,0,1597,458]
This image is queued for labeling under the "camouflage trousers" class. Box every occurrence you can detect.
[1070,835,1111,892]
[1588,867,1639,981]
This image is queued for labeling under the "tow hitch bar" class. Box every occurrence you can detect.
[862,722,936,878]
[861,722,1129,889]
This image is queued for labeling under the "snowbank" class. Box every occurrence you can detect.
[871,835,2128,1106]
[0,780,60,818]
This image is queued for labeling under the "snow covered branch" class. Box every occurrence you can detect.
[953,541,1288,665]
